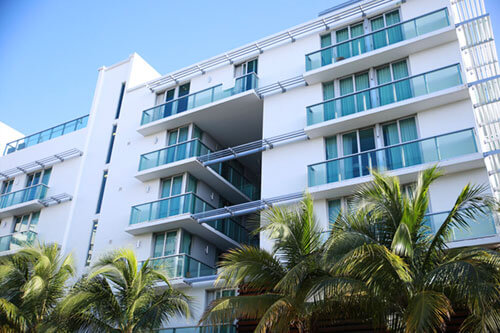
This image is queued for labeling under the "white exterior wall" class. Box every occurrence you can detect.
[1,0,498,330]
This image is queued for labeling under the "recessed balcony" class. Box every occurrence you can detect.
[141,254,216,284]
[303,8,457,85]
[425,209,498,247]
[138,73,263,145]
[125,193,250,249]
[0,185,48,218]
[136,139,260,203]
[305,64,468,138]
[308,129,484,199]
[0,231,37,255]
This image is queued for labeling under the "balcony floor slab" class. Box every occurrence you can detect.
[305,85,469,139]
[125,213,240,250]
[309,152,485,200]
[0,200,45,218]
[135,157,251,203]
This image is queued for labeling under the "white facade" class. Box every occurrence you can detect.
[1,0,500,330]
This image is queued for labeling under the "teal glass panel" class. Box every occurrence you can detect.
[305,8,450,71]
[400,118,421,166]
[308,128,477,187]
[328,199,341,227]
[0,184,48,209]
[164,231,177,255]
[141,73,258,125]
[306,64,462,126]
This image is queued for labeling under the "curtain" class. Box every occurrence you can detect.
[371,16,387,49]
[325,136,338,183]
[383,122,403,170]
[350,23,366,56]
[192,126,203,155]
[342,132,359,179]
[153,234,164,258]
[320,34,333,66]
[340,77,355,116]
[180,231,192,255]
[355,73,371,112]
[386,11,403,44]
[164,232,177,255]
[187,175,197,193]
[170,176,183,215]
[359,128,376,176]
[336,28,350,60]
[392,60,412,101]
[377,66,395,106]
[400,117,421,166]
[328,199,341,228]
[323,81,336,121]
[167,131,178,163]
[176,127,189,160]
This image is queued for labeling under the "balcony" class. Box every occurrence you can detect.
[0,185,48,218]
[157,325,236,333]
[304,8,457,85]
[138,73,263,142]
[4,115,89,155]
[425,209,498,246]
[0,231,37,254]
[136,140,259,203]
[305,64,469,138]
[126,193,246,249]
[144,254,216,280]
[308,129,483,199]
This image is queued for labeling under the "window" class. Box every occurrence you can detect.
[235,58,258,77]
[376,59,411,105]
[115,82,126,119]
[26,168,52,187]
[328,199,341,227]
[324,127,376,181]
[95,170,108,214]
[85,220,98,266]
[338,71,371,116]
[370,10,402,49]
[166,126,189,162]
[160,175,184,217]
[180,230,192,255]
[206,289,236,307]
[382,117,420,169]
[153,231,178,257]
[155,82,191,115]
[1,179,13,195]
[13,212,40,232]
[105,125,117,164]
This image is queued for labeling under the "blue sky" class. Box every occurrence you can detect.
[1,0,500,135]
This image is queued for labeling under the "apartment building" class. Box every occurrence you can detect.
[1,0,499,331]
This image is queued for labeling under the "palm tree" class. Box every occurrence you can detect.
[320,166,500,332]
[201,194,337,333]
[0,243,75,333]
[58,248,191,333]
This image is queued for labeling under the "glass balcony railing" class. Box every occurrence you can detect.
[4,115,89,155]
[130,193,215,225]
[139,139,212,171]
[141,72,259,125]
[209,163,260,200]
[206,217,251,244]
[0,231,37,252]
[157,325,236,333]
[307,64,463,126]
[308,128,478,187]
[0,184,48,209]
[145,254,216,279]
[305,8,450,71]
[424,209,498,242]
